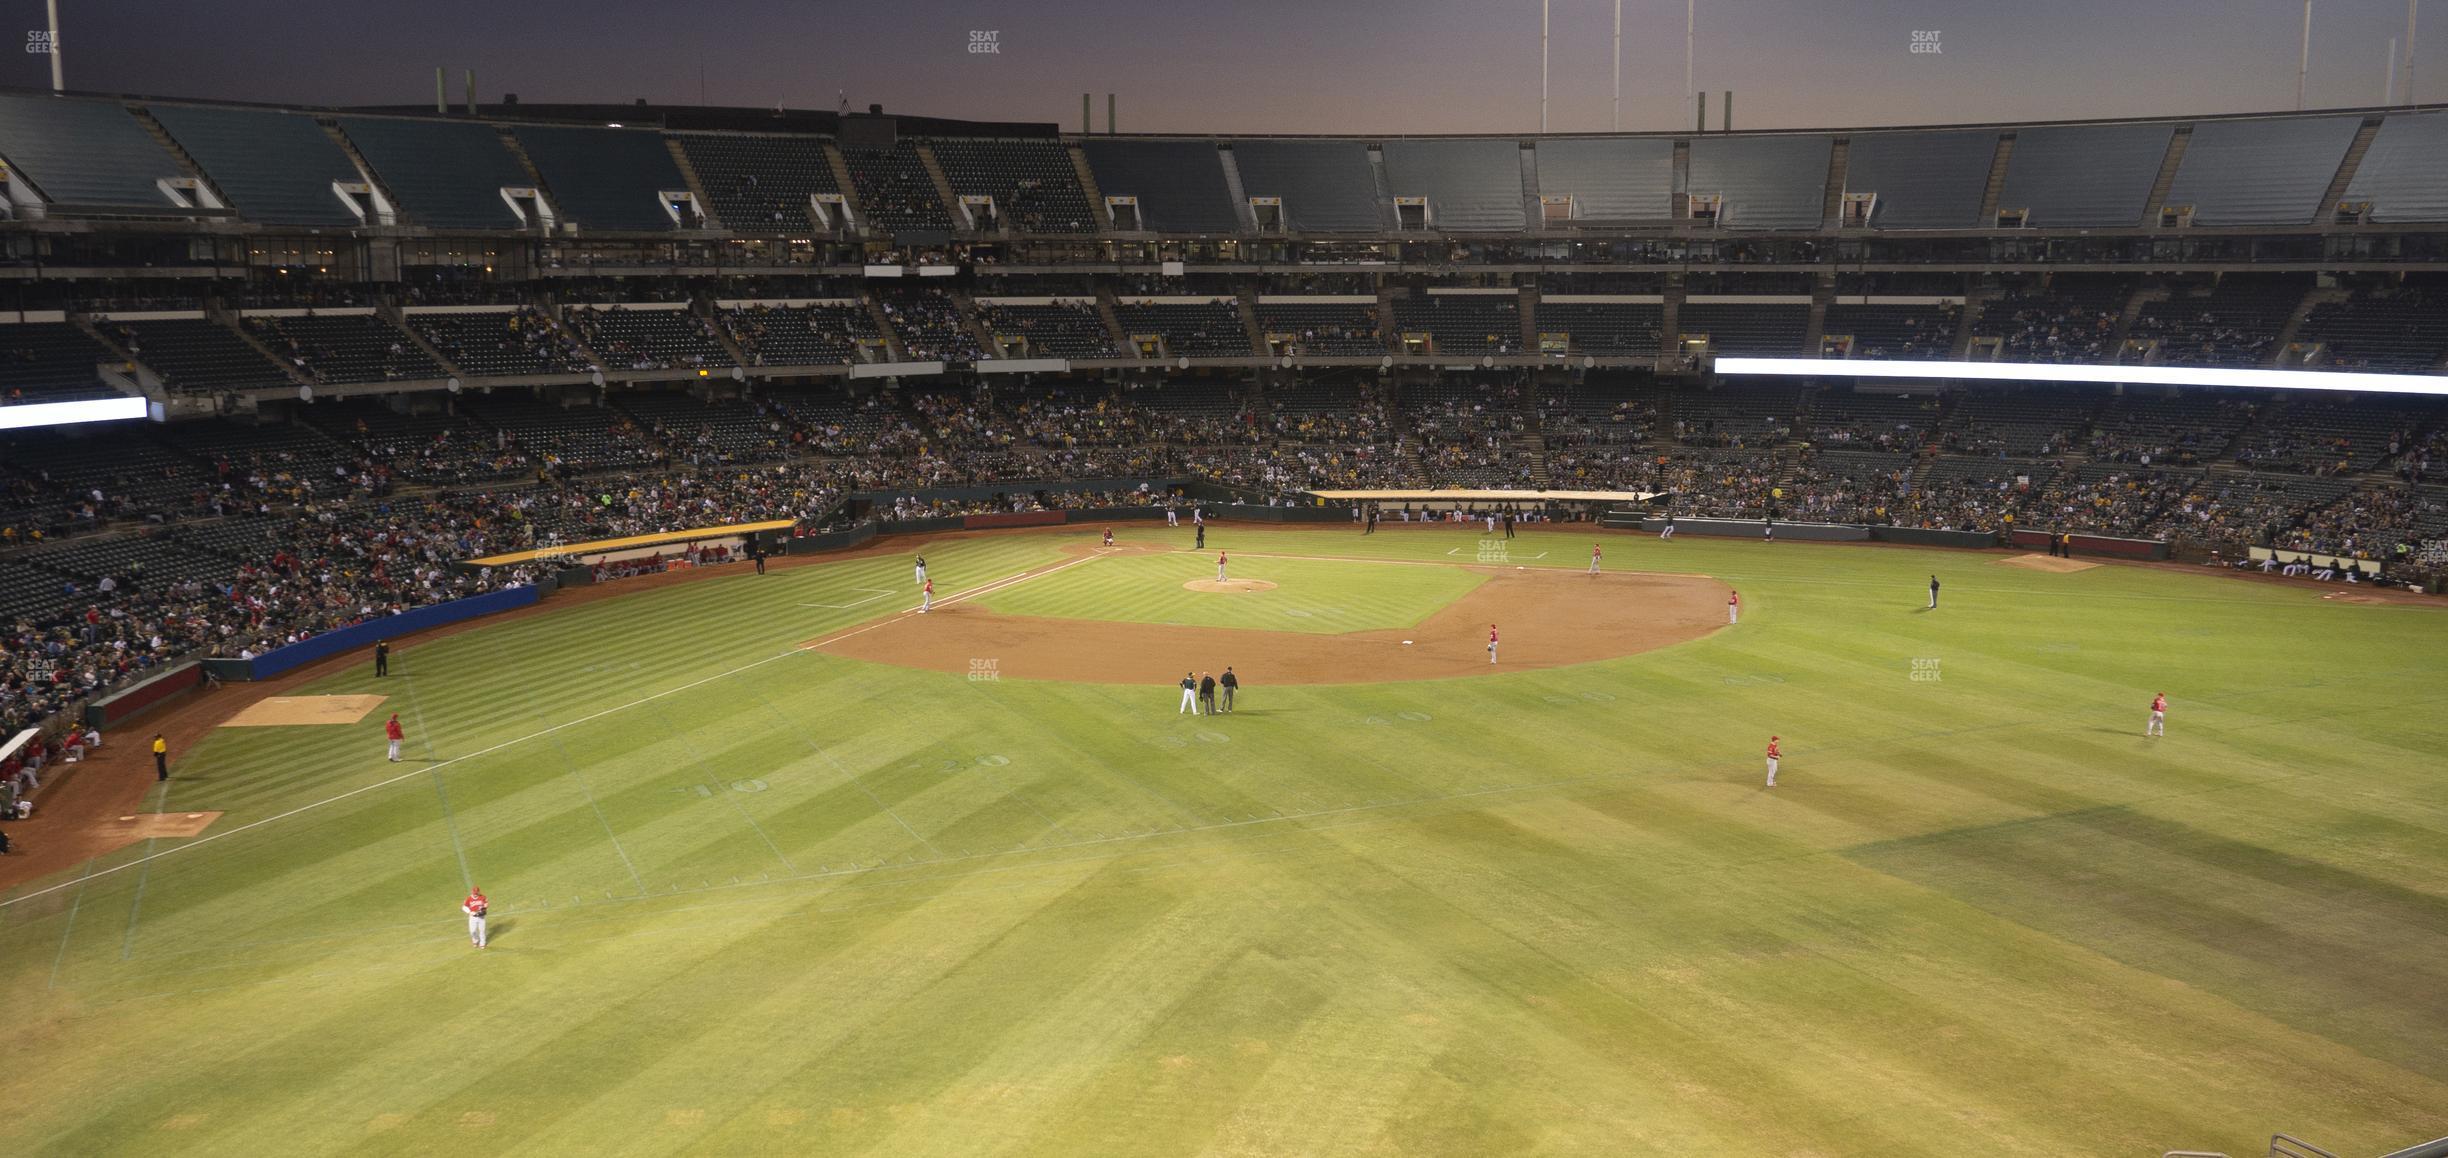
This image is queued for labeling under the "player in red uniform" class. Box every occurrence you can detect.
[1216,551,1229,582]
[1102,528,1114,548]
[1727,589,1740,625]
[2147,692,2166,737]
[385,713,405,763]
[1487,623,1499,664]
[463,887,488,948]
[919,577,934,614]
[1765,735,1782,786]
[1588,543,1602,574]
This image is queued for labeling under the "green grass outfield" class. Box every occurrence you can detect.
[3,524,2446,1156]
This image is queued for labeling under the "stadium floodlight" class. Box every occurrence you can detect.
[1712,356,2448,398]
[0,396,149,431]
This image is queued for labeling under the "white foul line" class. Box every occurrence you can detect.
[0,550,1108,911]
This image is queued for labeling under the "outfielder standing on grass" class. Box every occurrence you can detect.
[1589,543,1602,574]
[463,887,488,948]
[385,713,404,763]
[2147,692,2167,737]
[1765,736,1782,786]
[1727,589,1740,624]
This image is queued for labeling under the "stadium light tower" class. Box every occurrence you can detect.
[44,0,60,91]
[2298,0,2312,110]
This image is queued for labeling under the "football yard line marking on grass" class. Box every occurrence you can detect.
[46,859,97,989]
[401,670,475,893]
[0,547,1108,913]
[643,696,798,874]
[117,778,174,960]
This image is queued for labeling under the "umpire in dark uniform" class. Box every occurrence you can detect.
[1219,667,1239,712]
[1928,574,1941,609]
[1195,522,1206,550]
[373,639,389,677]
[1198,672,1217,715]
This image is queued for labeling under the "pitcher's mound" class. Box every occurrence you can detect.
[1996,554,2099,573]
[222,694,388,727]
[1184,579,1278,593]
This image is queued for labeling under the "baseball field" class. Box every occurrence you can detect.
[3,523,2445,1156]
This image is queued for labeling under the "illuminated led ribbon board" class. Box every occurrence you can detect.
[0,396,149,430]
[1713,357,2448,397]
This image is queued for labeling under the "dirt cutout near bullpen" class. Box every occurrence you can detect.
[1995,554,2101,574]
[219,694,389,727]
[822,556,1729,685]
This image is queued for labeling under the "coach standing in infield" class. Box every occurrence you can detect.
[1219,667,1239,712]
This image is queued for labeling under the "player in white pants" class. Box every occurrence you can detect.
[1487,623,1499,664]
[1216,551,1228,581]
[919,578,933,613]
[1727,590,1740,624]
[2146,692,2166,736]
[1589,544,1602,574]
[1660,516,1676,540]
[1178,673,1198,713]
[463,887,488,948]
[914,555,927,586]
[1765,736,1781,786]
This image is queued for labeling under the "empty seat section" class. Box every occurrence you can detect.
[148,103,362,226]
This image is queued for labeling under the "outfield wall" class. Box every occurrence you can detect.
[213,585,543,682]
[82,661,208,729]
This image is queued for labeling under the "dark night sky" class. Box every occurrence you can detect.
[1,1,2437,132]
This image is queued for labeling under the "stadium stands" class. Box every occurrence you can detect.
[105,318,288,391]
[974,301,1116,358]
[1821,303,1959,359]
[841,143,952,233]
[1973,276,2131,362]
[1394,293,1522,356]
[338,116,533,229]
[1840,130,1997,228]
[148,103,364,226]
[672,132,840,232]
[2130,276,2309,367]
[2342,110,2448,222]
[512,126,690,231]
[246,313,445,384]
[1678,303,1808,357]
[1227,140,1384,232]
[2163,115,2362,225]
[1999,122,2173,227]
[2295,286,2448,371]
[719,303,875,367]
[405,308,591,377]
[1532,137,1675,221]
[0,94,192,212]
[1256,300,1384,357]
[1078,139,1239,232]
[1685,135,1834,229]
[1536,301,1664,358]
[930,138,1098,232]
[1379,139,1526,232]
[876,287,984,362]
[0,322,116,403]
[561,306,733,371]
[1116,300,1251,358]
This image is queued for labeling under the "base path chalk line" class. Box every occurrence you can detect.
[0,549,1108,912]
[798,587,897,610]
